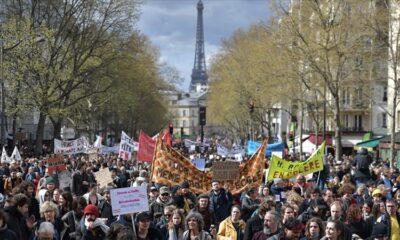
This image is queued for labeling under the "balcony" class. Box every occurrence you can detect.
[342,126,365,133]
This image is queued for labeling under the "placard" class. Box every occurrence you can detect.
[212,161,240,180]
[58,171,72,190]
[110,186,149,216]
[95,168,113,189]
[119,131,134,160]
[47,155,66,175]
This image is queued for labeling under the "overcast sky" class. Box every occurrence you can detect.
[138,0,272,91]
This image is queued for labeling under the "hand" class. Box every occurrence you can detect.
[82,181,89,185]
[26,215,36,229]
[210,228,217,236]
[87,221,94,230]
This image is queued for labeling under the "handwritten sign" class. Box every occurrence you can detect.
[212,161,240,180]
[95,168,113,189]
[110,186,149,216]
[47,155,66,175]
[58,171,72,190]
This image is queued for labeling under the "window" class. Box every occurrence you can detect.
[354,115,362,130]
[182,120,186,127]
[383,86,387,102]
[382,113,387,128]
[182,110,187,117]
[345,114,349,128]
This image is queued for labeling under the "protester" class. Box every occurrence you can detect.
[135,212,162,240]
[98,186,115,225]
[5,193,33,240]
[320,220,345,240]
[267,218,304,240]
[241,187,260,222]
[300,217,324,240]
[182,212,212,240]
[34,201,68,240]
[62,196,87,239]
[78,204,109,240]
[0,209,18,240]
[189,194,216,233]
[150,186,174,223]
[217,205,246,240]
[209,180,233,225]
[159,209,185,240]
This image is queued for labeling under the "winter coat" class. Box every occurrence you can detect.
[4,206,30,240]
[209,188,233,223]
[217,217,246,240]
[243,214,263,240]
[0,224,18,240]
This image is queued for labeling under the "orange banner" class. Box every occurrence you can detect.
[150,138,267,195]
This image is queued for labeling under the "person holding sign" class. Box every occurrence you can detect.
[78,204,109,240]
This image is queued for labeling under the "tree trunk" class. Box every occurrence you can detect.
[12,114,17,148]
[53,119,62,140]
[334,98,342,163]
[35,112,46,156]
[390,92,396,169]
[300,102,304,157]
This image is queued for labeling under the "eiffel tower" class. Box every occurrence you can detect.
[189,0,208,92]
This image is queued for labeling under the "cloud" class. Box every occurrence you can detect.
[138,0,270,91]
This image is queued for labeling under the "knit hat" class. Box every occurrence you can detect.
[372,189,383,197]
[181,181,190,189]
[46,176,55,185]
[84,204,99,217]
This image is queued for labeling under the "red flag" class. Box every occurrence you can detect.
[161,128,171,146]
[137,130,156,162]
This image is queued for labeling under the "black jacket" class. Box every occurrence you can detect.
[4,206,30,240]
[209,188,233,223]
[0,224,18,240]
[243,214,264,240]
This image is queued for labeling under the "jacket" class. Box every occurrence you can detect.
[78,217,109,240]
[209,188,233,223]
[61,211,83,239]
[217,217,246,240]
[241,195,260,222]
[4,206,30,240]
[376,212,400,238]
[182,230,212,240]
[0,224,18,240]
[243,214,263,240]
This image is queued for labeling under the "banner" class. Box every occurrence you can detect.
[54,137,89,155]
[100,145,120,154]
[1,147,10,163]
[110,186,149,216]
[213,161,240,180]
[247,141,284,157]
[151,138,267,194]
[266,142,325,181]
[10,146,22,160]
[137,130,156,162]
[118,131,134,160]
[47,155,66,175]
[191,158,206,171]
[217,145,245,159]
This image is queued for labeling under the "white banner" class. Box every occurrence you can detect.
[118,131,134,160]
[10,146,21,160]
[110,186,149,216]
[54,137,90,155]
[1,146,10,163]
[100,145,120,154]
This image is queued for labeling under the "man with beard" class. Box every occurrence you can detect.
[252,210,281,240]
[21,181,40,219]
[189,194,217,233]
[173,181,196,213]
[5,193,34,240]
[149,186,174,224]
[244,202,270,240]
[98,186,115,226]
[72,162,89,196]
[209,180,233,225]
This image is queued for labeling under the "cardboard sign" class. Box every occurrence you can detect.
[95,168,113,189]
[119,131,134,160]
[47,155,66,175]
[58,171,72,190]
[212,161,240,180]
[110,186,149,216]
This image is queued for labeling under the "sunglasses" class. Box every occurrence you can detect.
[161,193,169,196]
[165,214,172,217]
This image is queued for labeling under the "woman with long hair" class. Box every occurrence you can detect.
[344,204,368,239]
[320,220,344,240]
[165,209,185,240]
[59,192,73,217]
[300,217,324,240]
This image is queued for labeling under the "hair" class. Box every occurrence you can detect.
[281,203,296,216]
[40,201,59,218]
[13,193,30,207]
[0,209,9,224]
[164,205,176,214]
[259,202,272,215]
[371,200,385,219]
[247,187,258,195]
[20,181,35,191]
[325,220,344,239]
[37,221,55,235]
[78,162,86,170]
[231,205,242,213]
[72,196,87,212]
[185,212,204,232]
[265,210,281,222]
[338,184,355,196]
[386,199,398,207]
[345,204,362,224]
[304,217,324,239]
[61,192,74,211]
[172,209,185,231]
[107,223,135,240]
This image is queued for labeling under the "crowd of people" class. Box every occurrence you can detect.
[0,146,398,240]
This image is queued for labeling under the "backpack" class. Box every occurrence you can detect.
[357,157,370,171]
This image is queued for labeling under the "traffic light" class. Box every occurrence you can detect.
[169,123,173,135]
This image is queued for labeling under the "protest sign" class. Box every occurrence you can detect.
[10,146,22,160]
[212,161,240,180]
[151,138,267,194]
[95,168,113,189]
[87,148,99,162]
[266,142,325,181]
[54,137,89,155]
[58,171,72,190]
[119,131,135,160]
[47,155,66,175]
[137,130,156,162]
[1,146,10,163]
[110,186,149,216]
[191,158,206,171]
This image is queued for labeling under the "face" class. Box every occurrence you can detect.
[264,213,278,232]
[309,222,320,237]
[38,232,53,240]
[212,182,220,191]
[325,222,339,240]
[172,214,181,225]
[386,202,397,216]
[18,203,29,216]
[187,218,199,230]
[138,219,150,230]
[164,209,173,221]
[26,186,34,197]
[262,187,269,196]
[44,209,56,222]
[181,188,189,195]
[47,183,55,191]
[53,191,60,202]
[160,192,170,201]
[199,198,208,208]
[231,207,241,221]
[284,207,295,220]
[104,191,111,201]
[324,191,333,204]
[330,205,342,220]
[59,195,65,206]
[362,204,371,214]
[86,214,97,222]
[285,228,302,240]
